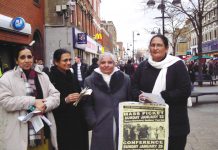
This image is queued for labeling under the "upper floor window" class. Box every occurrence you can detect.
[33,0,40,6]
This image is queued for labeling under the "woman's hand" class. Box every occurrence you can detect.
[34,99,46,112]
[139,92,152,103]
[65,93,80,103]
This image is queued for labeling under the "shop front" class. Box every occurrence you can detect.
[73,27,102,65]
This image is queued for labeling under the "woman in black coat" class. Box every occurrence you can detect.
[49,49,88,150]
[83,52,132,150]
[132,35,191,150]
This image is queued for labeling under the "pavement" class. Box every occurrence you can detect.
[185,83,218,150]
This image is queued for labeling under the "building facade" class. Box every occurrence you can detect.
[0,0,44,70]
[45,0,104,66]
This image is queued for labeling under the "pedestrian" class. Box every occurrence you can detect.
[72,56,88,89]
[83,52,132,150]
[124,59,135,78]
[49,49,88,150]
[86,57,98,76]
[0,46,60,150]
[132,35,191,150]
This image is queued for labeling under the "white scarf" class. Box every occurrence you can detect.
[94,67,119,87]
[148,54,181,95]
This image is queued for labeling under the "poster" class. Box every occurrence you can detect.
[118,102,169,150]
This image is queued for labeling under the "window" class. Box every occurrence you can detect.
[33,0,40,4]
[33,0,40,6]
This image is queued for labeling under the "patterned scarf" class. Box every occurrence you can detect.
[19,67,44,147]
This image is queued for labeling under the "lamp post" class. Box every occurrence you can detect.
[132,31,140,63]
[147,0,181,36]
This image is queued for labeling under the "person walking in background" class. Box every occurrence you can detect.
[124,59,135,78]
[83,52,132,150]
[132,35,191,150]
[49,49,88,150]
[72,56,88,89]
[86,57,99,77]
[0,46,60,150]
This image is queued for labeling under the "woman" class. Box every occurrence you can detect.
[132,35,191,150]
[49,49,88,150]
[0,46,60,150]
[83,52,132,150]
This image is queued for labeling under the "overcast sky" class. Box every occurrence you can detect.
[100,0,162,50]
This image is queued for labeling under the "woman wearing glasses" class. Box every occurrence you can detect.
[49,49,88,150]
[0,46,60,150]
[132,35,191,150]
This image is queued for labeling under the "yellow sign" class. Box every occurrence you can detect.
[101,47,105,54]
[94,33,102,40]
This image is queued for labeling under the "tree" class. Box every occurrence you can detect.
[164,10,187,56]
[166,0,210,85]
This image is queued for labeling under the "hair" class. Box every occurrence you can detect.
[149,34,169,48]
[98,52,116,64]
[15,45,32,61]
[92,57,98,64]
[53,48,70,64]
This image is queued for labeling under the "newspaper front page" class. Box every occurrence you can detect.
[118,102,169,150]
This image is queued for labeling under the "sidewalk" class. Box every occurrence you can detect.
[185,83,218,150]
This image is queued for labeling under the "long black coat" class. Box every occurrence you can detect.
[49,66,88,150]
[132,60,191,137]
[83,70,132,150]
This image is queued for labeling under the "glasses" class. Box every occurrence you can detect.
[150,43,164,48]
[62,58,72,62]
[19,55,33,60]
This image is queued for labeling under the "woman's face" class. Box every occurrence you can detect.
[16,49,33,70]
[55,53,72,71]
[149,37,168,62]
[99,56,115,75]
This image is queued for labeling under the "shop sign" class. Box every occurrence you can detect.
[202,39,218,53]
[0,14,31,35]
[77,33,87,44]
[11,17,25,30]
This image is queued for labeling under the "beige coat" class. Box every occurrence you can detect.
[0,66,60,150]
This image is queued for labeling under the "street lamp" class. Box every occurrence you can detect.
[132,31,140,63]
[147,0,181,36]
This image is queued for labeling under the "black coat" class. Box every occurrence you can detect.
[49,66,88,150]
[83,70,132,150]
[132,60,191,137]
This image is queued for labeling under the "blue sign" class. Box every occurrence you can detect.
[11,17,26,30]
[77,33,87,44]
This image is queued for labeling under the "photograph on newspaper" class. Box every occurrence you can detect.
[118,102,169,150]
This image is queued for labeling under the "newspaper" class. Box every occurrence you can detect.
[119,102,169,150]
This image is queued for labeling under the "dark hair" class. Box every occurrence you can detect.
[15,45,32,61]
[53,48,70,64]
[92,57,98,64]
[149,34,169,48]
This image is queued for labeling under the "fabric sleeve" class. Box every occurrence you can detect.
[161,61,191,103]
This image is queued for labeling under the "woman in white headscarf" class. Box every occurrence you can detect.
[132,35,191,150]
[83,52,132,150]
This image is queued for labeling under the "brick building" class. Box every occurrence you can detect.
[0,0,45,70]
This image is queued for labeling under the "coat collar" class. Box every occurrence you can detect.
[92,71,124,94]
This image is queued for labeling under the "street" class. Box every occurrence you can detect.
[185,84,218,150]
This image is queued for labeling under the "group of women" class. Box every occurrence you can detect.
[0,34,191,150]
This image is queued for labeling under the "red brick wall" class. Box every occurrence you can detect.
[0,0,44,45]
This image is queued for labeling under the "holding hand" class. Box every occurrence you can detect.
[139,92,153,103]
[65,93,80,103]
[34,99,46,112]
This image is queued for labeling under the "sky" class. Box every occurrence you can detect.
[100,0,162,51]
